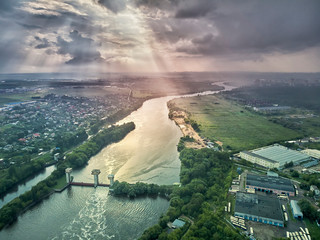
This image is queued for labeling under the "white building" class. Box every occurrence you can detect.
[301,149,320,159]
[240,144,310,169]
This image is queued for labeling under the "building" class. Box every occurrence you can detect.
[54,153,60,161]
[301,149,320,160]
[290,200,303,219]
[240,144,310,169]
[253,106,291,112]
[246,173,295,196]
[172,219,185,229]
[310,185,320,196]
[302,159,319,168]
[229,185,240,193]
[234,192,284,227]
[267,171,279,177]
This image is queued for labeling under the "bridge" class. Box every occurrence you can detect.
[70,182,110,187]
[65,168,114,188]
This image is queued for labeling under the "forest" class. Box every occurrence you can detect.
[139,148,245,240]
[111,181,173,199]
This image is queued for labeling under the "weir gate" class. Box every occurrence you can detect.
[65,168,115,188]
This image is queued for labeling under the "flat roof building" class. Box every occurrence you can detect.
[172,219,185,229]
[240,144,310,169]
[290,200,303,219]
[246,173,295,196]
[235,192,284,227]
[301,149,320,160]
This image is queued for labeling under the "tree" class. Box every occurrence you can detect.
[298,199,318,220]
[291,170,299,178]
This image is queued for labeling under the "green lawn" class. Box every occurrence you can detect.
[286,203,297,222]
[305,219,320,240]
[170,95,301,151]
[51,175,67,190]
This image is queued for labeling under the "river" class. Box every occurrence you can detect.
[0,165,56,209]
[0,82,233,240]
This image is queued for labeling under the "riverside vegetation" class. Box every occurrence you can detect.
[0,122,135,230]
[139,148,245,240]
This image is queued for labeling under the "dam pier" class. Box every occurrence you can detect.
[65,168,114,188]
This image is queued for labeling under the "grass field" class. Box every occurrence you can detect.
[305,219,320,240]
[170,95,301,151]
[0,93,40,106]
[51,176,67,190]
[283,116,320,137]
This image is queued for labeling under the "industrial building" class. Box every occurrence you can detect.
[234,192,284,227]
[246,173,295,196]
[290,200,303,219]
[301,149,320,160]
[240,144,310,169]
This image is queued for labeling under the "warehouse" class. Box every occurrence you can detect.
[246,173,295,196]
[301,149,320,160]
[240,144,310,169]
[234,192,284,227]
[290,200,303,219]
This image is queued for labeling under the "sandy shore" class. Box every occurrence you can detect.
[170,110,207,149]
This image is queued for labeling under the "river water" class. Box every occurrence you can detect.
[0,165,55,209]
[0,83,233,240]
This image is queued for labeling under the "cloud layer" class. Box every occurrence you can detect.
[0,0,319,73]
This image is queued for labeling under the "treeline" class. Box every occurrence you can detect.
[139,148,245,240]
[0,154,50,196]
[177,136,195,152]
[184,118,200,132]
[89,102,143,134]
[112,181,172,198]
[0,122,135,230]
[299,199,320,221]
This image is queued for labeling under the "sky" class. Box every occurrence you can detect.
[0,0,320,73]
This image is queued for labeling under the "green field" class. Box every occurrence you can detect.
[0,93,40,106]
[51,176,67,190]
[305,219,320,240]
[170,95,301,151]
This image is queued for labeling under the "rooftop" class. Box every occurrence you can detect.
[246,173,295,193]
[290,200,303,217]
[235,192,283,222]
[172,219,185,228]
[251,144,310,167]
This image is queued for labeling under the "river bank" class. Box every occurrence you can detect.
[168,108,207,149]
[0,165,56,209]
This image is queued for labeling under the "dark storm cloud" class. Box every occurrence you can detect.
[12,1,90,33]
[95,0,127,13]
[175,0,216,18]
[0,0,22,11]
[56,30,104,65]
[133,0,178,10]
[168,0,320,58]
[34,36,51,49]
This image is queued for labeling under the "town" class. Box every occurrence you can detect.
[0,92,138,168]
